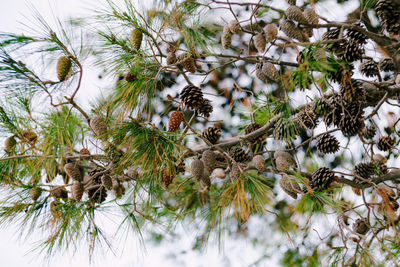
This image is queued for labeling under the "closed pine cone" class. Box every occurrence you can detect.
[228,20,241,34]
[201,150,216,175]
[190,159,204,181]
[263,24,278,42]
[279,174,301,199]
[166,51,177,65]
[230,162,241,182]
[30,187,42,201]
[221,26,233,49]
[275,151,297,172]
[101,174,113,190]
[71,181,84,202]
[279,19,309,42]
[261,62,279,81]
[50,186,68,199]
[64,162,83,181]
[254,33,266,53]
[57,56,72,82]
[130,28,143,50]
[252,155,266,172]
[90,116,107,137]
[168,111,183,132]
[285,6,308,25]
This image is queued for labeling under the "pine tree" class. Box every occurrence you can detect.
[1,0,400,265]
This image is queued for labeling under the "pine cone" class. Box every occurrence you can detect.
[285,6,308,25]
[345,24,368,45]
[375,0,400,35]
[180,85,204,110]
[228,20,241,34]
[340,79,365,103]
[316,133,340,154]
[50,186,68,199]
[255,63,268,81]
[202,127,221,144]
[378,58,395,72]
[130,28,143,50]
[254,33,266,53]
[64,162,82,182]
[286,0,296,5]
[125,73,136,82]
[201,150,216,175]
[178,53,196,73]
[359,60,379,77]
[352,218,369,235]
[230,147,250,163]
[296,106,318,129]
[230,162,241,182]
[112,180,125,198]
[274,150,297,172]
[30,187,42,201]
[90,116,107,137]
[104,143,124,164]
[280,19,309,42]
[303,8,318,37]
[263,24,278,42]
[322,28,340,41]
[253,155,266,172]
[22,131,37,143]
[101,174,113,190]
[197,98,213,118]
[221,26,233,49]
[261,62,279,81]
[339,116,364,137]
[377,136,394,151]
[88,186,107,203]
[353,163,375,182]
[191,159,204,182]
[168,111,183,132]
[4,136,16,153]
[166,51,177,65]
[71,181,84,202]
[373,154,387,165]
[309,167,335,191]
[199,170,211,191]
[361,125,376,139]
[79,148,90,156]
[326,63,354,83]
[279,174,301,199]
[341,40,363,62]
[303,8,318,25]
[56,56,72,82]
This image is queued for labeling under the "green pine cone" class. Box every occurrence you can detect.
[57,56,72,82]
[130,28,143,51]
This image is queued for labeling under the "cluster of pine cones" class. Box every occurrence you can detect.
[29,150,139,218]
